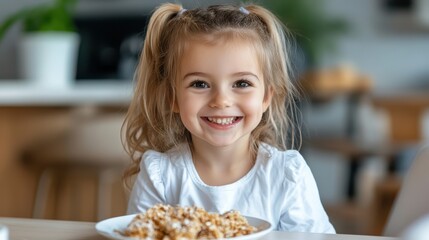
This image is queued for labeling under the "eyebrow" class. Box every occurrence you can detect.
[183,71,260,80]
[183,72,210,79]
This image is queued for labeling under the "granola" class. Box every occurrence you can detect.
[119,204,257,239]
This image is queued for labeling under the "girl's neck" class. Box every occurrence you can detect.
[190,138,257,186]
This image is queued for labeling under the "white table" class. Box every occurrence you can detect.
[0,217,399,240]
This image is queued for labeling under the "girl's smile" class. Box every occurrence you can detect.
[202,116,243,128]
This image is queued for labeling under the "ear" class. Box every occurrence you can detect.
[263,87,273,112]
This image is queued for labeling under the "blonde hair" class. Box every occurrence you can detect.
[122,3,300,187]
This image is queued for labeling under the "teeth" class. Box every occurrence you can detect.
[207,117,235,125]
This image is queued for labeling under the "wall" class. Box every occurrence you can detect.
[321,0,429,91]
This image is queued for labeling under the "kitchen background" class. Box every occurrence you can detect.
[1,0,429,236]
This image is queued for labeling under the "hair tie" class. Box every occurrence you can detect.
[239,6,249,15]
[178,8,187,16]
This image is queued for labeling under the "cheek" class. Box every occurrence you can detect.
[243,94,266,115]
[177,95,202,120]
[179,97,193,111]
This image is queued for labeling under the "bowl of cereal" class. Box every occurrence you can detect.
[96,204,273,240]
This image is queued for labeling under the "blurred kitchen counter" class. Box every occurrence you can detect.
[0,80,132,220]
[0,80,133,106]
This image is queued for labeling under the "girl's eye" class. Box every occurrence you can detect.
[190,80,209,88]
[233,79,251,88]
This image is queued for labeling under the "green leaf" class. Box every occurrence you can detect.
[0,0,76,42]
[0,7,36,39]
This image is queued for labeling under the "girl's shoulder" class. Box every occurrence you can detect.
[141,143,190,173]
[259,143,309,182]
[260,143,305,165]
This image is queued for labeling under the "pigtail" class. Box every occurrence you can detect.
[245,5,291,80]
[137,2,183,130]
[122,3,183,189]
[245,5,301,150]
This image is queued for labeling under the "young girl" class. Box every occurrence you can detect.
[123,2,335,233]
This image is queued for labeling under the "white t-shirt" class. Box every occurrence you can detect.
[127,143,335,233]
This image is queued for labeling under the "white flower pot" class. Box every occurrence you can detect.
[19,32,80,89]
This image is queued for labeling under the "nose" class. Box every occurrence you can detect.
[208,89,232,108]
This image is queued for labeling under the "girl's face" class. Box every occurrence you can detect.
[174,38,272,149]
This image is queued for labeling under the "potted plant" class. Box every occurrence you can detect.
[0,0,79,89]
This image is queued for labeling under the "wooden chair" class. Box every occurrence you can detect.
[25,111,129,221]
[383,143,429,236]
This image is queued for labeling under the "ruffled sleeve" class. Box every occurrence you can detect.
[126,150,166,214]
[277,150,336,233]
